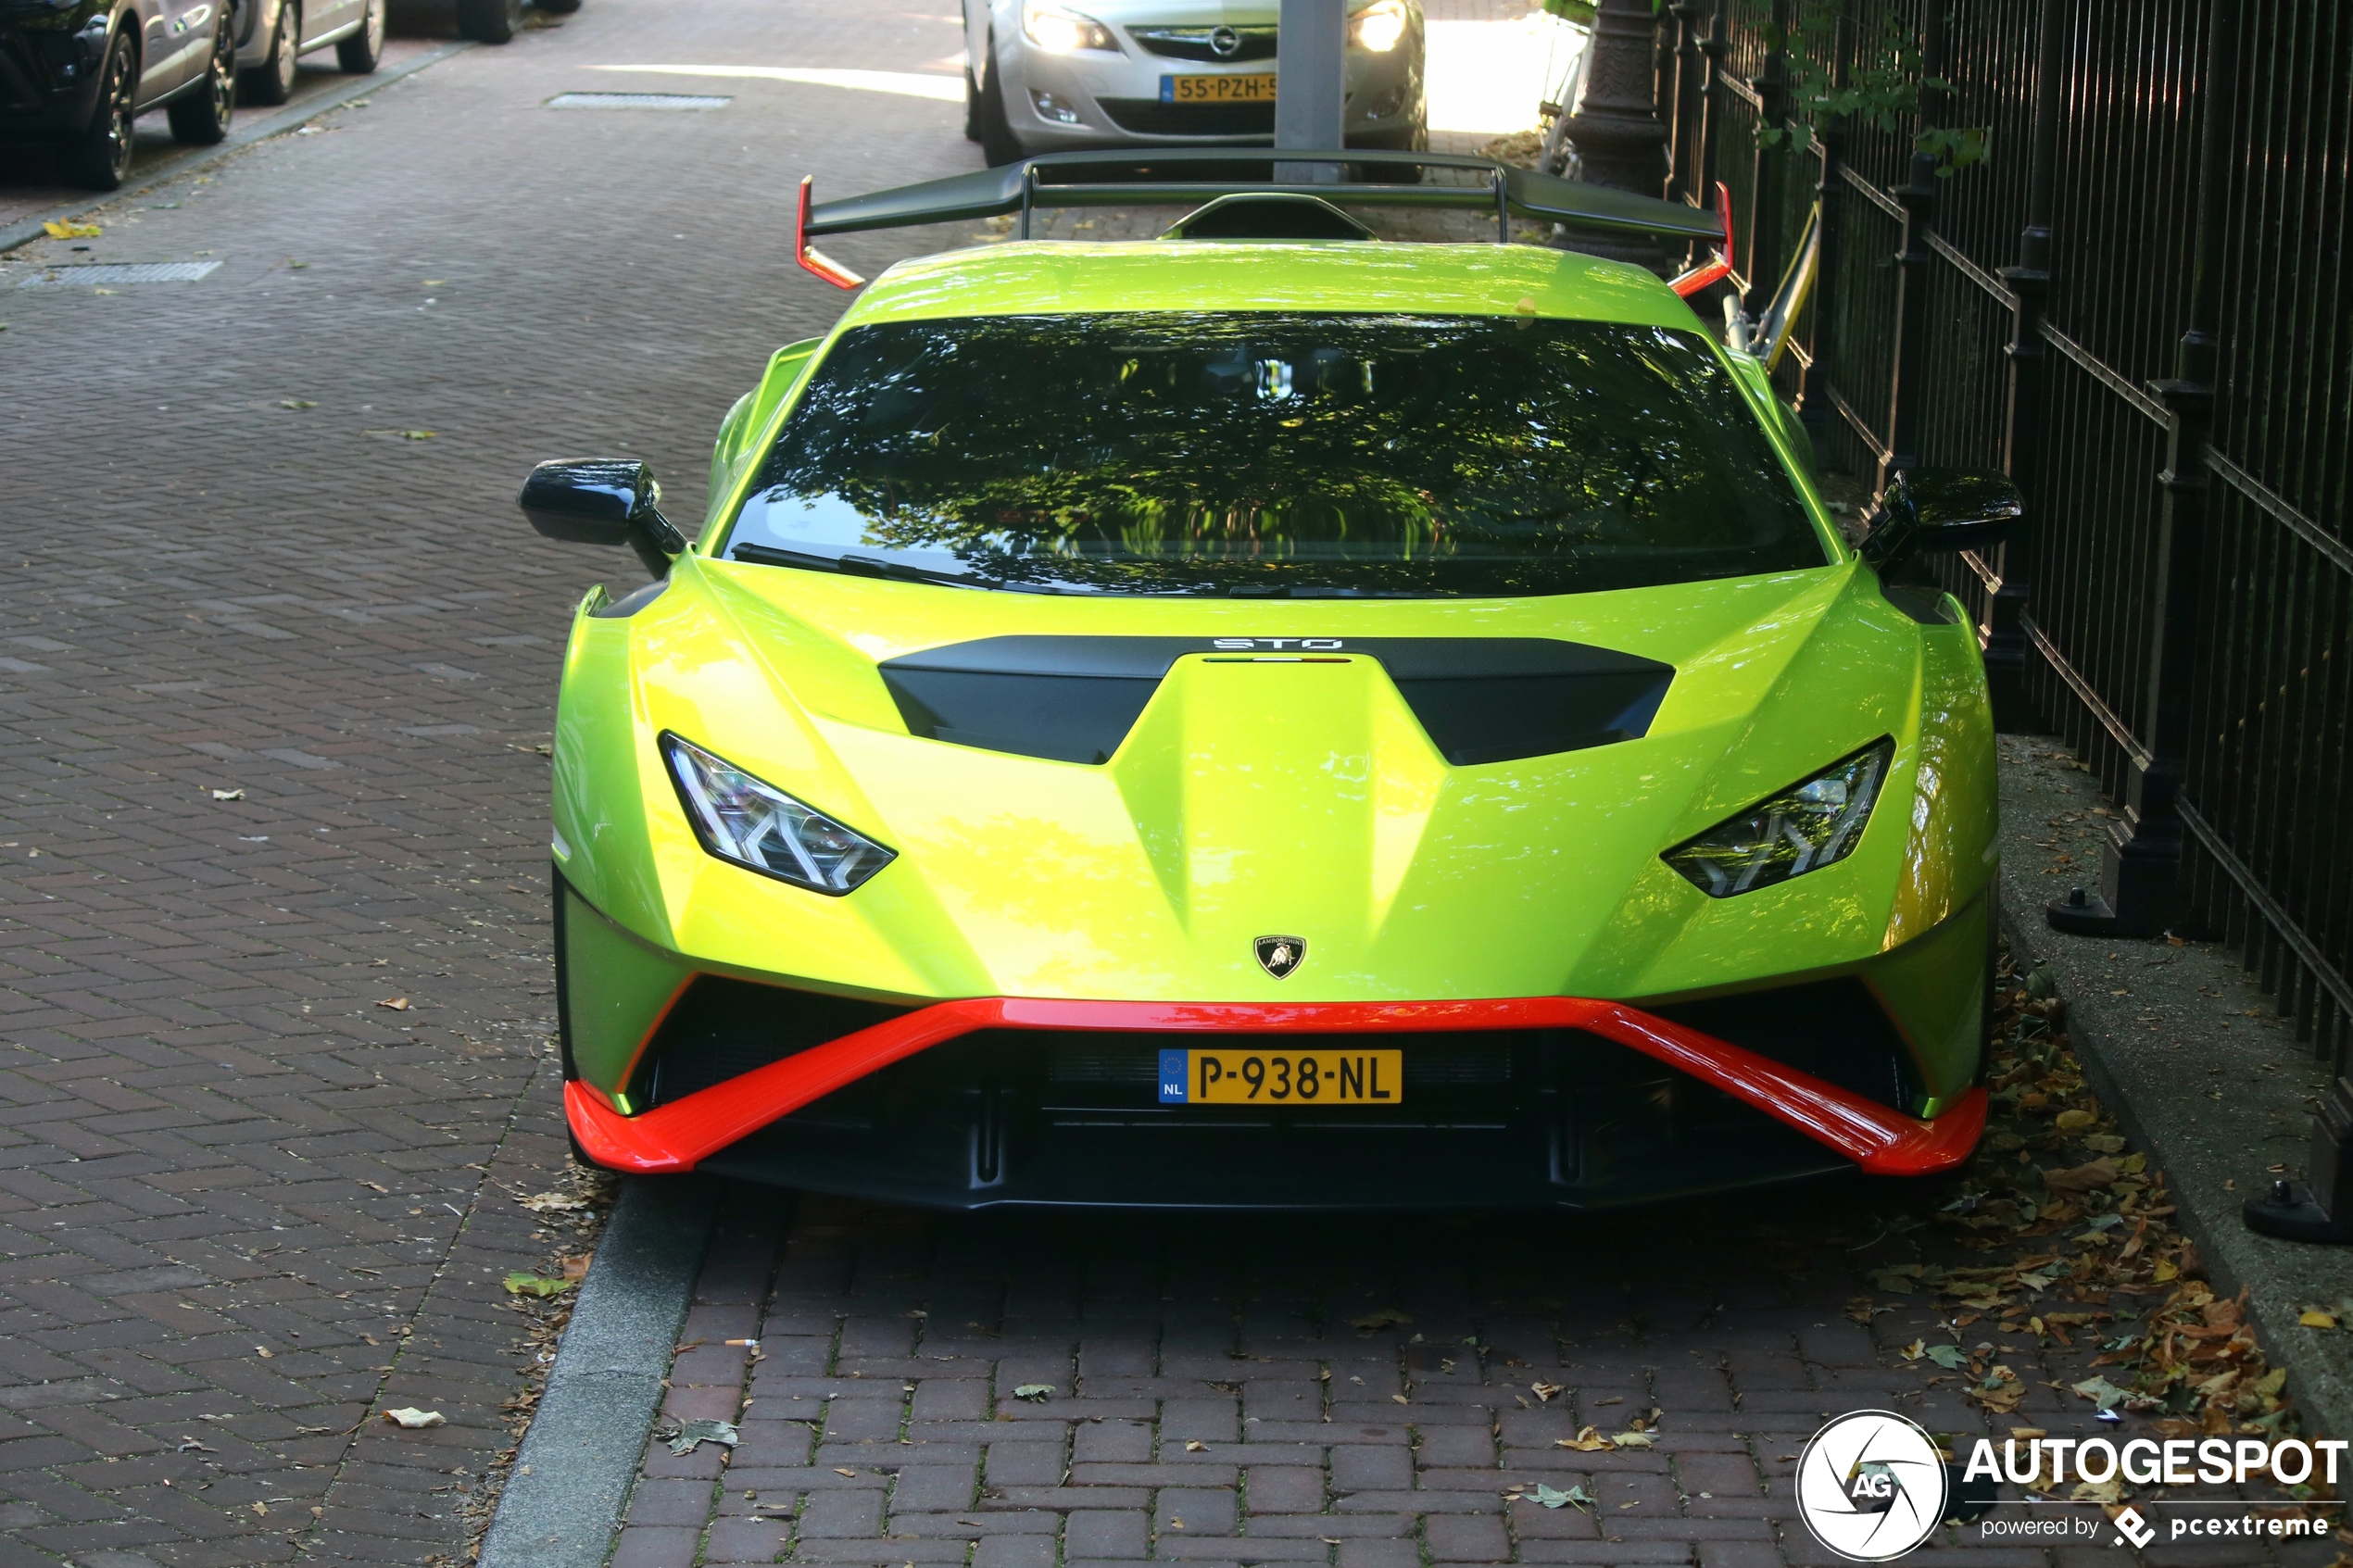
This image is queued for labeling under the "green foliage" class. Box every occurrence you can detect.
[1755,1,1991,177]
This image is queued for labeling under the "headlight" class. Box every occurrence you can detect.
[1663,739,1894,897]
[1023,0,1118,53]
[1349,0,1409,53]
[661,734,896,896]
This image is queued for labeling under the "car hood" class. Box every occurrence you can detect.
[554,555,1990,1006]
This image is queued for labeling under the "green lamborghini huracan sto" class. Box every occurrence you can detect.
[519,154,2013,1210]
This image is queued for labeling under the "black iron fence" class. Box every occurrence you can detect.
[1658,0,2352,1073]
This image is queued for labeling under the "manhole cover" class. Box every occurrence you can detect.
[13,260,221,287]
[545,91,730,110]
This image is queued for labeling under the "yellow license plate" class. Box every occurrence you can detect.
[1162,72,1278,105]
[1159,1047,1403,1105]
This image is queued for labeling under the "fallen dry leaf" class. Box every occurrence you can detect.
[376,997,409,1011]
[1969,1365,2026,1413]
[1529,1381,1563,1402]
[1349,1308,1412,1332]
[210,788,245,801]
[519,1191,586,1212]
[383,1408,444,1429]
[44,220,101,239]
[666,1419,737,1455]
[2044,1158,2119,1195]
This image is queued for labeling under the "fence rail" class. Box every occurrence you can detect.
[1663,0,2353,1073]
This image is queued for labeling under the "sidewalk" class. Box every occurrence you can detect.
[1994,734,2353,1443]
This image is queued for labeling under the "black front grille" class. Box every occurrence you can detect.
[1099,98,1275,136]
[696,1025,1856,1210]
[636,977,912,1108]
[1131,27,1279,62]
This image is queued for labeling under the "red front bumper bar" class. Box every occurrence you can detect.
[566,995,1984,1179]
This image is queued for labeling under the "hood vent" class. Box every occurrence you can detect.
[880,635,1672,768]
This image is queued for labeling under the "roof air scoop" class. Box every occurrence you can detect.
[1164,194,1375,243]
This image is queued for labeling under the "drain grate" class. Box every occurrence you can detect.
[13,260,221,287]
[545,91,730,110]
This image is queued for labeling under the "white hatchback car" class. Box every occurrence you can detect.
[962,0,1424,164]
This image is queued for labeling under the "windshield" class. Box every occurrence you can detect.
[724,312,1828,597]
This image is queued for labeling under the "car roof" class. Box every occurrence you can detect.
[837,240,1707,333]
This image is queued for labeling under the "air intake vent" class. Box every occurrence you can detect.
[636,977,912,1108]
[880,636,1672,768]
[1645,978,1921,1111]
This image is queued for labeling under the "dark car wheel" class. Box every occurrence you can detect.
[963,66,982,142]
[336,0,384,72]
[455,0,523,43]
[243,1,298,107]
[537,0,584,13]
[975,38,1021,167]
[61,29,137,191]
[166,11,235,144]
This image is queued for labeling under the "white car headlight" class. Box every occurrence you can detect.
[1023,0,1118,53]
[1663,739,1894,897]
[661,733,895,896]
[1349,0,1409,53]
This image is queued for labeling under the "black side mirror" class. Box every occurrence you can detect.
[1859,468,2022,572]
[518,458,687,579]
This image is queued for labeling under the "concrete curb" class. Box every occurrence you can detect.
[1994,740,2353,1445]
[477,1176,716,1568]
[0,38,471,257]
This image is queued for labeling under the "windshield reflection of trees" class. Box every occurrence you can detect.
[738,314,1822,596]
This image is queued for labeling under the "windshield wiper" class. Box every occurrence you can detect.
[1227,583,1424,598]
[731,542,1005,590]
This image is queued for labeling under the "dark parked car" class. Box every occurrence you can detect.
[0,0,237,189]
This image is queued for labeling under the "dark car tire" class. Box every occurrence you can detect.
[60,29,137,191]
[538,0,584,12]
[243,1,298,107]
[336,0,385,72]
[455,0,523,43]
[166,13,235,145]
[974,39,1022,167]
[963,66,982,142]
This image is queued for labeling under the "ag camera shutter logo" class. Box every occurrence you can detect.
[1795,1411,1950,1561]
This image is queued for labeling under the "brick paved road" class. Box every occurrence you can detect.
[2,2,2333,1566]
[1,1,982,1562]
[0,31,447,231]
[604,1188,2332,1568]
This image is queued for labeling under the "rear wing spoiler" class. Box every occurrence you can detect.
[794,149,1732,294]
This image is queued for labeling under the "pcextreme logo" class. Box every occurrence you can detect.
[1795,1411,2347,1559]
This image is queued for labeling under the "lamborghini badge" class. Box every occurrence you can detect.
[1254,935,1305,979]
